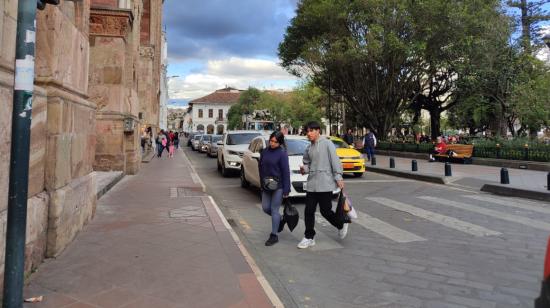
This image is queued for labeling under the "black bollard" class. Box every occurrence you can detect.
[371,156,376,166]
[390,157,395,168]
[500,168,510,184]
[412,160,418,172]
[444,162,452,176]
[547,172,549,191]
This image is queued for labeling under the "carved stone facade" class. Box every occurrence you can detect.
[89,2,142,174]
[0,0,163,288]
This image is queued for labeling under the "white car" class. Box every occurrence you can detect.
[217,130,264,177]
[191,134,202,151]
[240,135,339,197]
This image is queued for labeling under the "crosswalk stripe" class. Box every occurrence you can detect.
[420,196,550,232]
[367,197,501,237]
[254,204,343,251]
[352,210,426,243]
[463,195,550,215]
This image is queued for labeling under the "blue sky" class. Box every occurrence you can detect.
[162,0,300,102]
[163,0,550,103]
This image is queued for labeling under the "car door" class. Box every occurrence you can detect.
[248,139,264,187]
[243,138,260,187]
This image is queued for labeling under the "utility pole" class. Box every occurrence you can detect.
[3,1,58,307]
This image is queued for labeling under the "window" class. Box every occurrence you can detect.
[218,109,223,120]
[198,109,203,118]
[208,109,213,118]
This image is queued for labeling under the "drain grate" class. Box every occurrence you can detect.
[169,205,207,218]
[177,187,206,197]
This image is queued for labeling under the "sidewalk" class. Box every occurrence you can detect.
[367,155,550,201]
[23,149,280,308]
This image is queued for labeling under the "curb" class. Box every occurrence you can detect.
[365,165,449,185]
[481,184,550,202]
[96,172,125,200]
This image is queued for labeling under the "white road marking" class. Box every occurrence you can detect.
[345,179,413,183]
[367,197,501,237]
[420,196,550,232]
[463,195,550,215]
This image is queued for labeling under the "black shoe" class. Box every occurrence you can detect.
[265,234,278,246]
[278,218,286,233]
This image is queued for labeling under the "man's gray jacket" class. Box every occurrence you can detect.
[302,137,343,192]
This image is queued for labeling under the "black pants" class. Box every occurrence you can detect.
[304,192,343,239]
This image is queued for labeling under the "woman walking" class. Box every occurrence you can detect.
[168,139,175,158]
[259,131,291,246]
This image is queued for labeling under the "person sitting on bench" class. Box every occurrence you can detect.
[429,136,447,162]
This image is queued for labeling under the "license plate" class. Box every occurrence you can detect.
[343,163,354,169]
[302,182,307,191]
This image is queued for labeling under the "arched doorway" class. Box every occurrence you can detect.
[217,124,224,135]
[196,124,204,132]
[207,124,215,134]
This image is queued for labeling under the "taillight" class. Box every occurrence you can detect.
[544,236,550,280]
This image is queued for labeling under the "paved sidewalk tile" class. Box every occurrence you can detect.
[23,149,275,308]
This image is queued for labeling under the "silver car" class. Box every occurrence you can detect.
[191,134,202,151]
[206,135,223,157]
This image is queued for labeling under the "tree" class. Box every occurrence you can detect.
[279,0,420,139]
[506,0,550,53]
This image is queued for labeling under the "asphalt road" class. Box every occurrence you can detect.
[183,144,549,308]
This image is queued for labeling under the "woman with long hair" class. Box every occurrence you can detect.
[259,131,291,246]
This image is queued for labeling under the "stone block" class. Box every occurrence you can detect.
[0,0,17,65]
[28,91,47,197]
[0,83,13,213]
[103,67,122,84]
[45,134,72,191]
[47,97,73,135]
[47,172,96,257]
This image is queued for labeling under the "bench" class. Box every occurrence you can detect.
[434,144,474,164]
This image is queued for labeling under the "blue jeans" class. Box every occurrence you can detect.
[261,189,283,235]
[365,146,375,161]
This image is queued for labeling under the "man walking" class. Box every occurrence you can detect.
[343,128,354,145]
[298,121,349,249]
[362,128,377,161]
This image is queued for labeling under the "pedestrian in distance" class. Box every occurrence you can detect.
[259,131,291,246]
[168,139,175,158]
[174,132,179,149]
[362,128,377,161]
[156,130,167,158]
[298,121,349,249]
[159,133,167,158]
[429,136,447,162]
[343,128,354,145]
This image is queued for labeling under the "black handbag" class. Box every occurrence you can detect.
[283,198,299,231]
[262,176,280,191]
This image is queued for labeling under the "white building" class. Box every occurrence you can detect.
[189,87,242,134]
[158,31,168,130]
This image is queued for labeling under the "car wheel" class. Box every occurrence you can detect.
[221,158,230,177]
[240,167,250,188]
[354,172,364,178]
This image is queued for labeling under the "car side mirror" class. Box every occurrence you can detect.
[217,141,223,145]
[252,152,260,160]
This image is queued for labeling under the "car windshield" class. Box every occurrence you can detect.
[203,135,211,141]
[331,139,349,149]
[212,136,222,142]
[194,135,202,140]
[285,139,309,156]
[227,133,261,145]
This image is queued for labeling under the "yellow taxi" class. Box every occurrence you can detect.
[328,136,365,177]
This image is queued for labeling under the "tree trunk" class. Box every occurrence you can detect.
[429,108,441,141]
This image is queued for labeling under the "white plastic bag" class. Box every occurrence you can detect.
[347,205,358,219]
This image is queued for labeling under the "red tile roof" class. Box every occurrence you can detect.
[189,87,242,105]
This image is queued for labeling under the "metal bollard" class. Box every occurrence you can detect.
[500,168,510,184]
[412,160,418,171]
[444,162,452,176]
[390,157,395,168]
[547,172,549,191]
[371,156,376,166]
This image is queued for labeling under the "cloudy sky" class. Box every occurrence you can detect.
[162,0,300,102]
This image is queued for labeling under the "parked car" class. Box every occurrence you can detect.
[328,136,365,177]
[198,134,212,153]
[206,135,223,158]
[240,135,340,197]
[187,132,197,147]
[535,236,550,307]
[217,130,263,177]
[191,134,202,151]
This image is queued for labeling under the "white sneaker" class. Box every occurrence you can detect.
[339,223,349,239]
[297,238,316,249]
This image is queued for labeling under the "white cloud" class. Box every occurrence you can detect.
[168,57,299,100]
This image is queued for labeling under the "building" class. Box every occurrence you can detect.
[189,87,242,134]
[159,31,169,130]
[0,0,164,287]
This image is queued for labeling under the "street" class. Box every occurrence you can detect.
[184,146,549,308]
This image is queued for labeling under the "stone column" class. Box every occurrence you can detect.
[89,5,141,174]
